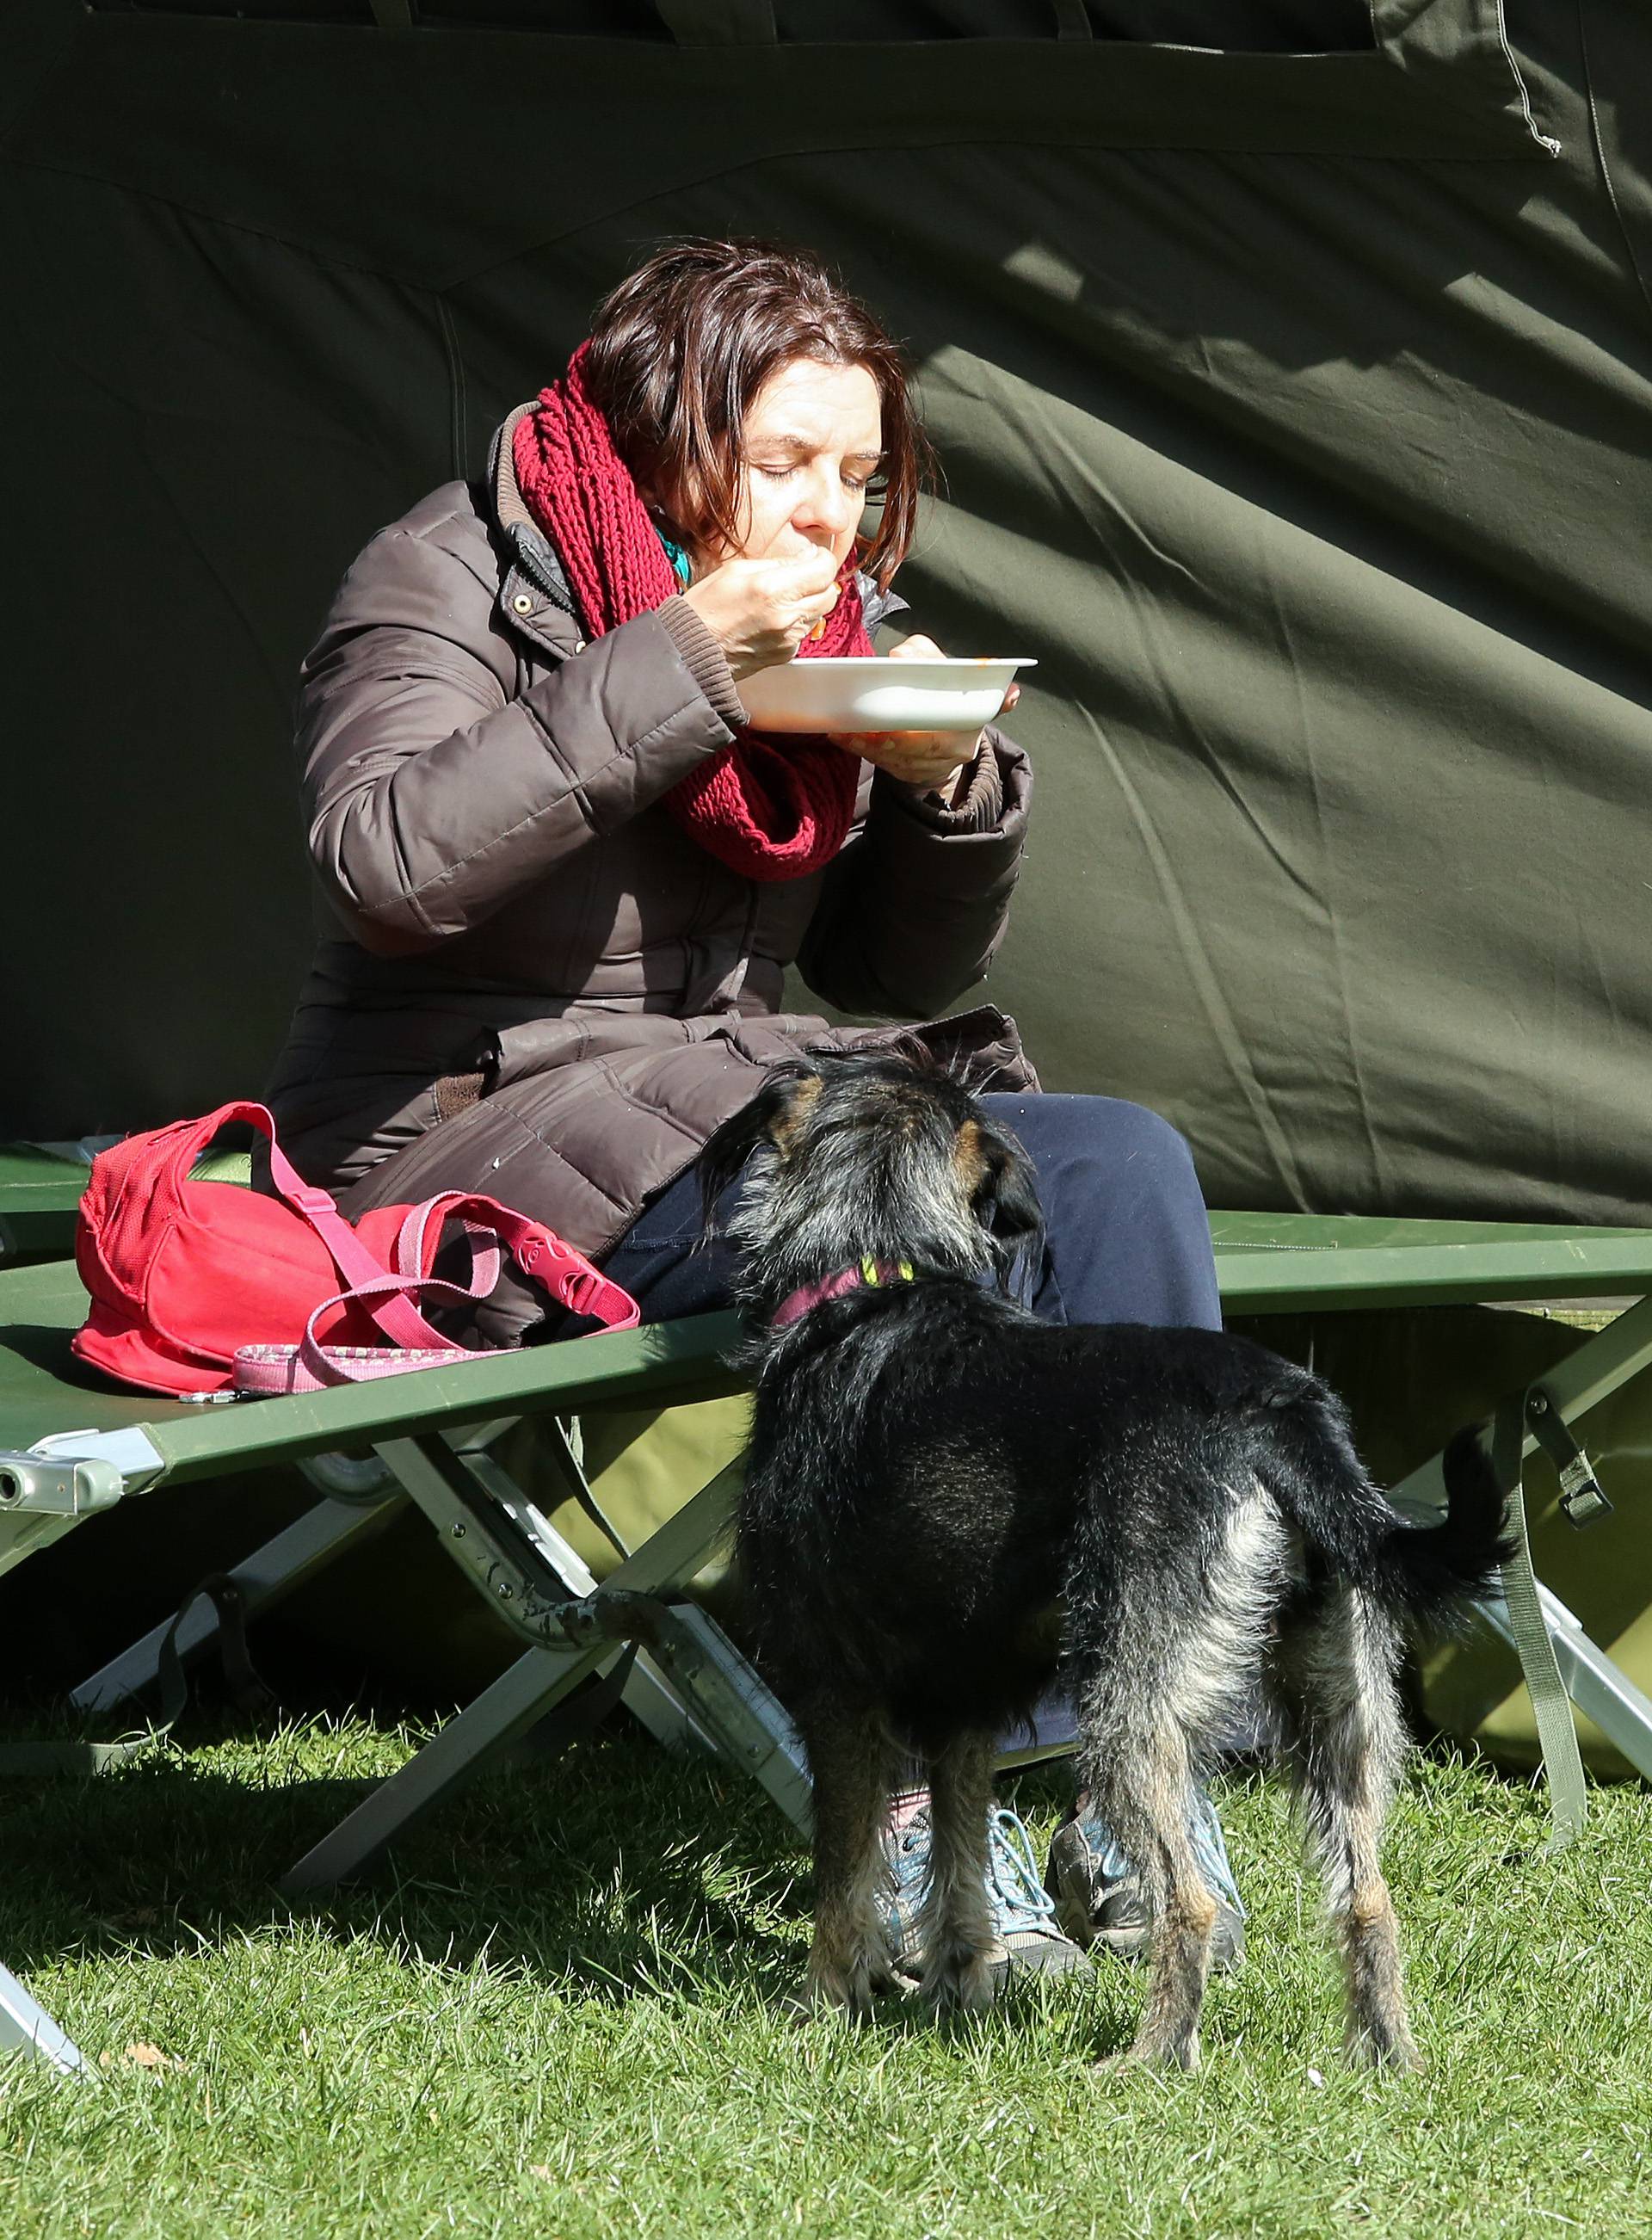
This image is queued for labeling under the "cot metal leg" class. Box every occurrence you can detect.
[1491,1579,1652,1786]
[391,1428,808,1785]
[281,1636,610,1892]
[68,1414,716,1752]
[1394,1294,1652,1823]
[70,1492,405,1718]
[280,1607,812,1896]
[622,1601,811,1832]
[0,1964,85,2076]
[449,1440,715,1761]
[0,1513,90,1583]
[280,1464,769,1887]
[441,1431,811,1824]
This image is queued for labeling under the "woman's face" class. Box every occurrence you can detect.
[693,355,884,576]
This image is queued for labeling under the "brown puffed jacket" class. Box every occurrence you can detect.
[265,408,1034,1283]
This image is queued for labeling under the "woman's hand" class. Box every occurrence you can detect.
[827,634,1022,800]
[681,548,843,682]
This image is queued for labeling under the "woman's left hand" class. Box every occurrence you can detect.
[825,633,1021,802]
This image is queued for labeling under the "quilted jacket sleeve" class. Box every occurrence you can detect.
[794,729,1032,1020]
[298,515,737,958]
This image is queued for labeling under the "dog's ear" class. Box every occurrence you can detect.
[697,1064,822,1229]
[970,1120,1044,1286]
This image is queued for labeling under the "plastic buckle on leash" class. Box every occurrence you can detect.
[1525,1387,1612,1529]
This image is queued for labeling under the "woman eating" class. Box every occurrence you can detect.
[265,235,1242,1990]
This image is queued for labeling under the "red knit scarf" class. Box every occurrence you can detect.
[511,344,871,882]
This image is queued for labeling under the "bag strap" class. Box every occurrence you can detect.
[397,1193,641,1331]
[176,1113,644,1389]
[143,1099,443,1352]
[108,1101,441,1355]
[234,1209,644,1395]
[250,1110,455,1352]
[146,1100,270,1201]
[391,1198,503,1293]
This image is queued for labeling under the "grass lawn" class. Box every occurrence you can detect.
[3,1719,1649,2239]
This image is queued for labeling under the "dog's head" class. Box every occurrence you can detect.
[699,1047,1044,1311]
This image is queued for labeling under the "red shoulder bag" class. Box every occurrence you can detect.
[71,1101,639,1399]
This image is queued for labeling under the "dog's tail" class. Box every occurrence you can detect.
[1254,1375,1511,1628]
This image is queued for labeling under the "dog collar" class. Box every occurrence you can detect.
[771,1256,916,1330]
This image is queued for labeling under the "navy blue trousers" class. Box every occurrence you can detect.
[602,1093,1221,1334]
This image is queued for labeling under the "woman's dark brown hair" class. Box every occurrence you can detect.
[582,237,936,595]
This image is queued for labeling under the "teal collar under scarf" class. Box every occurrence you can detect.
[657,530,693,589]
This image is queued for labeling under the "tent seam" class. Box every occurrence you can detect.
[436,295,469,481]
[432,134,1555,297]
[1573,0,1652,335]
[1489,0,1561,157]
[0,151,425,290]
[1,133,1549,310]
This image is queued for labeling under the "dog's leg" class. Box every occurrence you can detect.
[1269,1585,1420,2072]
[1084,1709,1217,2071]
[1078,1492,1287,2072]
[799,1707,899,2019]
[920,1729,1000,2013]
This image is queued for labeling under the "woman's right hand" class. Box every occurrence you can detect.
[679,548,842,682]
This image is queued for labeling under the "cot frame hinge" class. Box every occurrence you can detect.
[1525,1385,1612,1528]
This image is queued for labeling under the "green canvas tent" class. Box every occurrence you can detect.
[3,0,1649,1228]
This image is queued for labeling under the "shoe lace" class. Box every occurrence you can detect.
[1074,1788,1246,1917]
[984,1806,1063,1939]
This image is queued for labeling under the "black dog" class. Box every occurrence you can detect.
[700,1048,1508,2071]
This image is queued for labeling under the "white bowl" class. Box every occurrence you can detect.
[737,656,1035,735]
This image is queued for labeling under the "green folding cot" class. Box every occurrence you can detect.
[7,1208,1652,2075]
[0,1144,102,1268]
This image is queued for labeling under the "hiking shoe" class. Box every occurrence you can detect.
[882,1793,934,1983]
[882,1795,1094,1986]
[1045,1788,1246,1970]
[986,1804,1095,1980]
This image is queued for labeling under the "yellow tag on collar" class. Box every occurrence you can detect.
[859,1258,915,1288]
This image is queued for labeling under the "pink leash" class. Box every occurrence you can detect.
[234,1155,638,1396]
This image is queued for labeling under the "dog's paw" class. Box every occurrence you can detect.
[1344,2022,1423,2075]
[1095,2027,1200,2076]
[791,1956,886,2023]
[922,1947,1000,2016]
